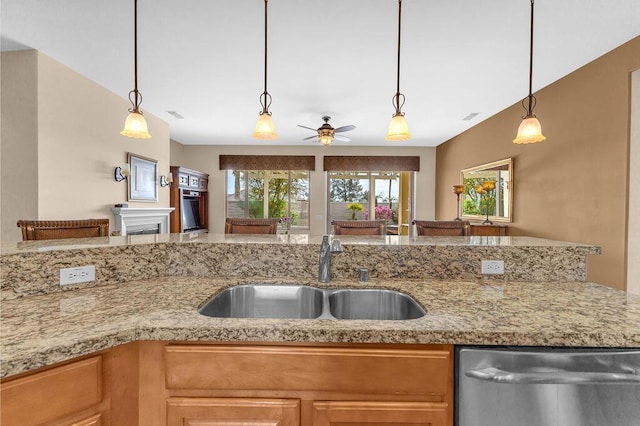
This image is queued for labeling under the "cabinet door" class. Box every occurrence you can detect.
[1,356,102,426]
[167,397,300,426]
[312,401,448,426]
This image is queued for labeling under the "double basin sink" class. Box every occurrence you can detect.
[199,284,426,321]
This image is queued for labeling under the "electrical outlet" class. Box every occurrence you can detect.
[60,265,96,286]
[481,260,504,275]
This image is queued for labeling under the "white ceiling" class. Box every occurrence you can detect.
[2,0,639,147]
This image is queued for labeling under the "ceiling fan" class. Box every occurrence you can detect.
[298,116,356,146]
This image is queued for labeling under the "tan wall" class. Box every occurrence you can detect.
[1,51,39,242]
[628,69,640,295]
[171,144,436,235]
[435,36,640,290]
[0,50,170,242]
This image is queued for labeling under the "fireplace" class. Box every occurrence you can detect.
[111,207,174,236]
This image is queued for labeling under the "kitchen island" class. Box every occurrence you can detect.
[1,234,638,426]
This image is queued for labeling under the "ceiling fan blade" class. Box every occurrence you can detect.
[303,135,319,141]
[334,134,351,142]
[334,125,356,133]
[298,125,318,131]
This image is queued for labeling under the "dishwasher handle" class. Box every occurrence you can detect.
[465,367,640,385]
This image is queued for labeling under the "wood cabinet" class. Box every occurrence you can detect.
[169,166,209,234]
[313,401,448,425]
[1,356,104,426]
[470,224,507,236]
[167,397,300,425]
[1,342,453,426]
[159,343,453,426]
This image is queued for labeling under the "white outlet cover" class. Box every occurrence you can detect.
[481,260,504,275]
[60,265,96,286]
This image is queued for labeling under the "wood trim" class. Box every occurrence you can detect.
[323,156,420,172]
[164,345,451,398]
[65,413,102,426]
[166,397,300,425]
[312,401,448,425]
[1,356,102,426]
[219,155,316,171]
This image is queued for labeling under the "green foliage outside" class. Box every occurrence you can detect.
[330,179,365,202]
[247,172,307,220]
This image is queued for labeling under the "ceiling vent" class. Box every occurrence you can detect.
[166,111,184,119]
[462,112,480,121]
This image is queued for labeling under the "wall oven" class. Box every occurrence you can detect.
[456,346,640,426]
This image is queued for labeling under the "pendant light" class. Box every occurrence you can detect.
[513,0,545,144]
[120,0,151,139]
[385,0,410,141]
[253,0,277,140]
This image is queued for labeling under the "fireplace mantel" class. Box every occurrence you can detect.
[111,207,175,236]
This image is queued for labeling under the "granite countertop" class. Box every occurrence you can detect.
[0,233,602,255]
[2,275,639,378]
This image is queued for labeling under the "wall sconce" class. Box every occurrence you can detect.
[160,173,173,187]
[452,184,464,221]
[115,163,130,182]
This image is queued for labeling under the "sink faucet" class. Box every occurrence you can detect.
[318,234,343,282]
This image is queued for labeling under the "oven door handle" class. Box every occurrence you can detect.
[465,367,640,385]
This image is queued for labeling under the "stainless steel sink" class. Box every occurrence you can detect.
[199,285,426,320]
[198,285,324,319]
[328,289,426,320]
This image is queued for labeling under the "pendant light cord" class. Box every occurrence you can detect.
[524,0,536,118]
[129,0,142,113]
[392,0,405,115]
[259,0,272,114]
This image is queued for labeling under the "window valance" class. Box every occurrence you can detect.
[323,156,420,172]
[219,155,315,171]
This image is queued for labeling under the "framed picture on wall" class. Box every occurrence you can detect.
[128,153,158,202]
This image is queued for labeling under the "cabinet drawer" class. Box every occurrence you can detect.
[165,345,451,398]
[167,397,300,426]
[313,401,448,426]
[1,356,102,426]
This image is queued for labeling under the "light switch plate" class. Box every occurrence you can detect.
[481,260,504,275]
[60,265,96,286]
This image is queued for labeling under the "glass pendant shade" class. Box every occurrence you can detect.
[120,112,151,139]
[319,135,334,146]
[513,116,546,144]
[253,112,277,140]
[385,114,411,141]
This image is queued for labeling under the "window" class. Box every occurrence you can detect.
[226,170,310,232]
[328,171,413,235]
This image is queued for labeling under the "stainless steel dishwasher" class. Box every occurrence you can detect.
[456,346,640,426]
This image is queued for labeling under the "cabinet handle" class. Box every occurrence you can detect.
[465,367,640,385]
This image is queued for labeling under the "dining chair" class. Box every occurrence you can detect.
[332,220,387,236]
[16,219,110,241]
[224,218,279,234]
[412,220,471,236]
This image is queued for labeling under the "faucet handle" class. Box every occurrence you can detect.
[330,238,343,254]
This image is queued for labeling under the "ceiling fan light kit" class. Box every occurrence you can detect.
[298,116,356,146]
[514,0,546,144]
[253,0,278,140]
[385,0,410,142]
[121,0,151,139]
